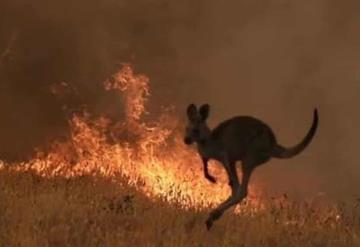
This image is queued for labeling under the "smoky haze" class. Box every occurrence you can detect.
[0,0,359,199]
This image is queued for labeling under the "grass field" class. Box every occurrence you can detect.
[1,169,359,247]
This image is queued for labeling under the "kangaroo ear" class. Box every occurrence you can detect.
[187,104,198,121]
[199,104,210,121]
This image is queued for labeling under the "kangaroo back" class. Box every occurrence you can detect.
[272,109,318,159]
[211,116,276,161]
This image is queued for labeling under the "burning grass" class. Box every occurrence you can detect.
[1,169,360,246]
[1,64,261,210]
[1,64,360,246]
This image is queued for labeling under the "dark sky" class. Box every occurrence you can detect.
[0,0,359,198]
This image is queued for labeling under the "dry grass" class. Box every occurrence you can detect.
[1,169,360,247]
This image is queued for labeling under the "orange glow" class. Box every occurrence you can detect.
[1,64,262,210]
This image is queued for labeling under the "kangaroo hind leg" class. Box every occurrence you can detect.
[240,151,271,198]
[205,160,240,230]
[205,152,270,230]
[206,160,254,230]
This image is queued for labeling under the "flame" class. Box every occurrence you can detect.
[1,64,262,210]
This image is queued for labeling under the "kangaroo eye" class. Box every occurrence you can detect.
[192,129,200,135]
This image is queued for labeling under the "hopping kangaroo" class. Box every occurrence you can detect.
[184,104,318,230]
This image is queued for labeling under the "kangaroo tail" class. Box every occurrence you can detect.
[272,108,319,159]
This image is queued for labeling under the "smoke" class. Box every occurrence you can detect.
[0,0,359,199]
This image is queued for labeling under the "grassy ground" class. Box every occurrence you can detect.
[1,169,359,247]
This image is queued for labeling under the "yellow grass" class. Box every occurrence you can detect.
[1,169,359,247]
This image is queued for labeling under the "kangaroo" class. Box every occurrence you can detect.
[184,104,318,230]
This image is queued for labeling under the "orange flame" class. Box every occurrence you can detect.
[1,64,262,210]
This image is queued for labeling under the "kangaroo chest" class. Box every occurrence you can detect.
[196,141,223,161]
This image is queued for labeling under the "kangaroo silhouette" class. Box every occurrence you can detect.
[184,104,318,230]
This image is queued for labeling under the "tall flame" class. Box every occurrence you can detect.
[1,64,261,210]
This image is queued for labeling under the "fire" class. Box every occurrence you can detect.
[0,64,262,210]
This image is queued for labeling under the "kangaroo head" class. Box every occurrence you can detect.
[184,103,211,145]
